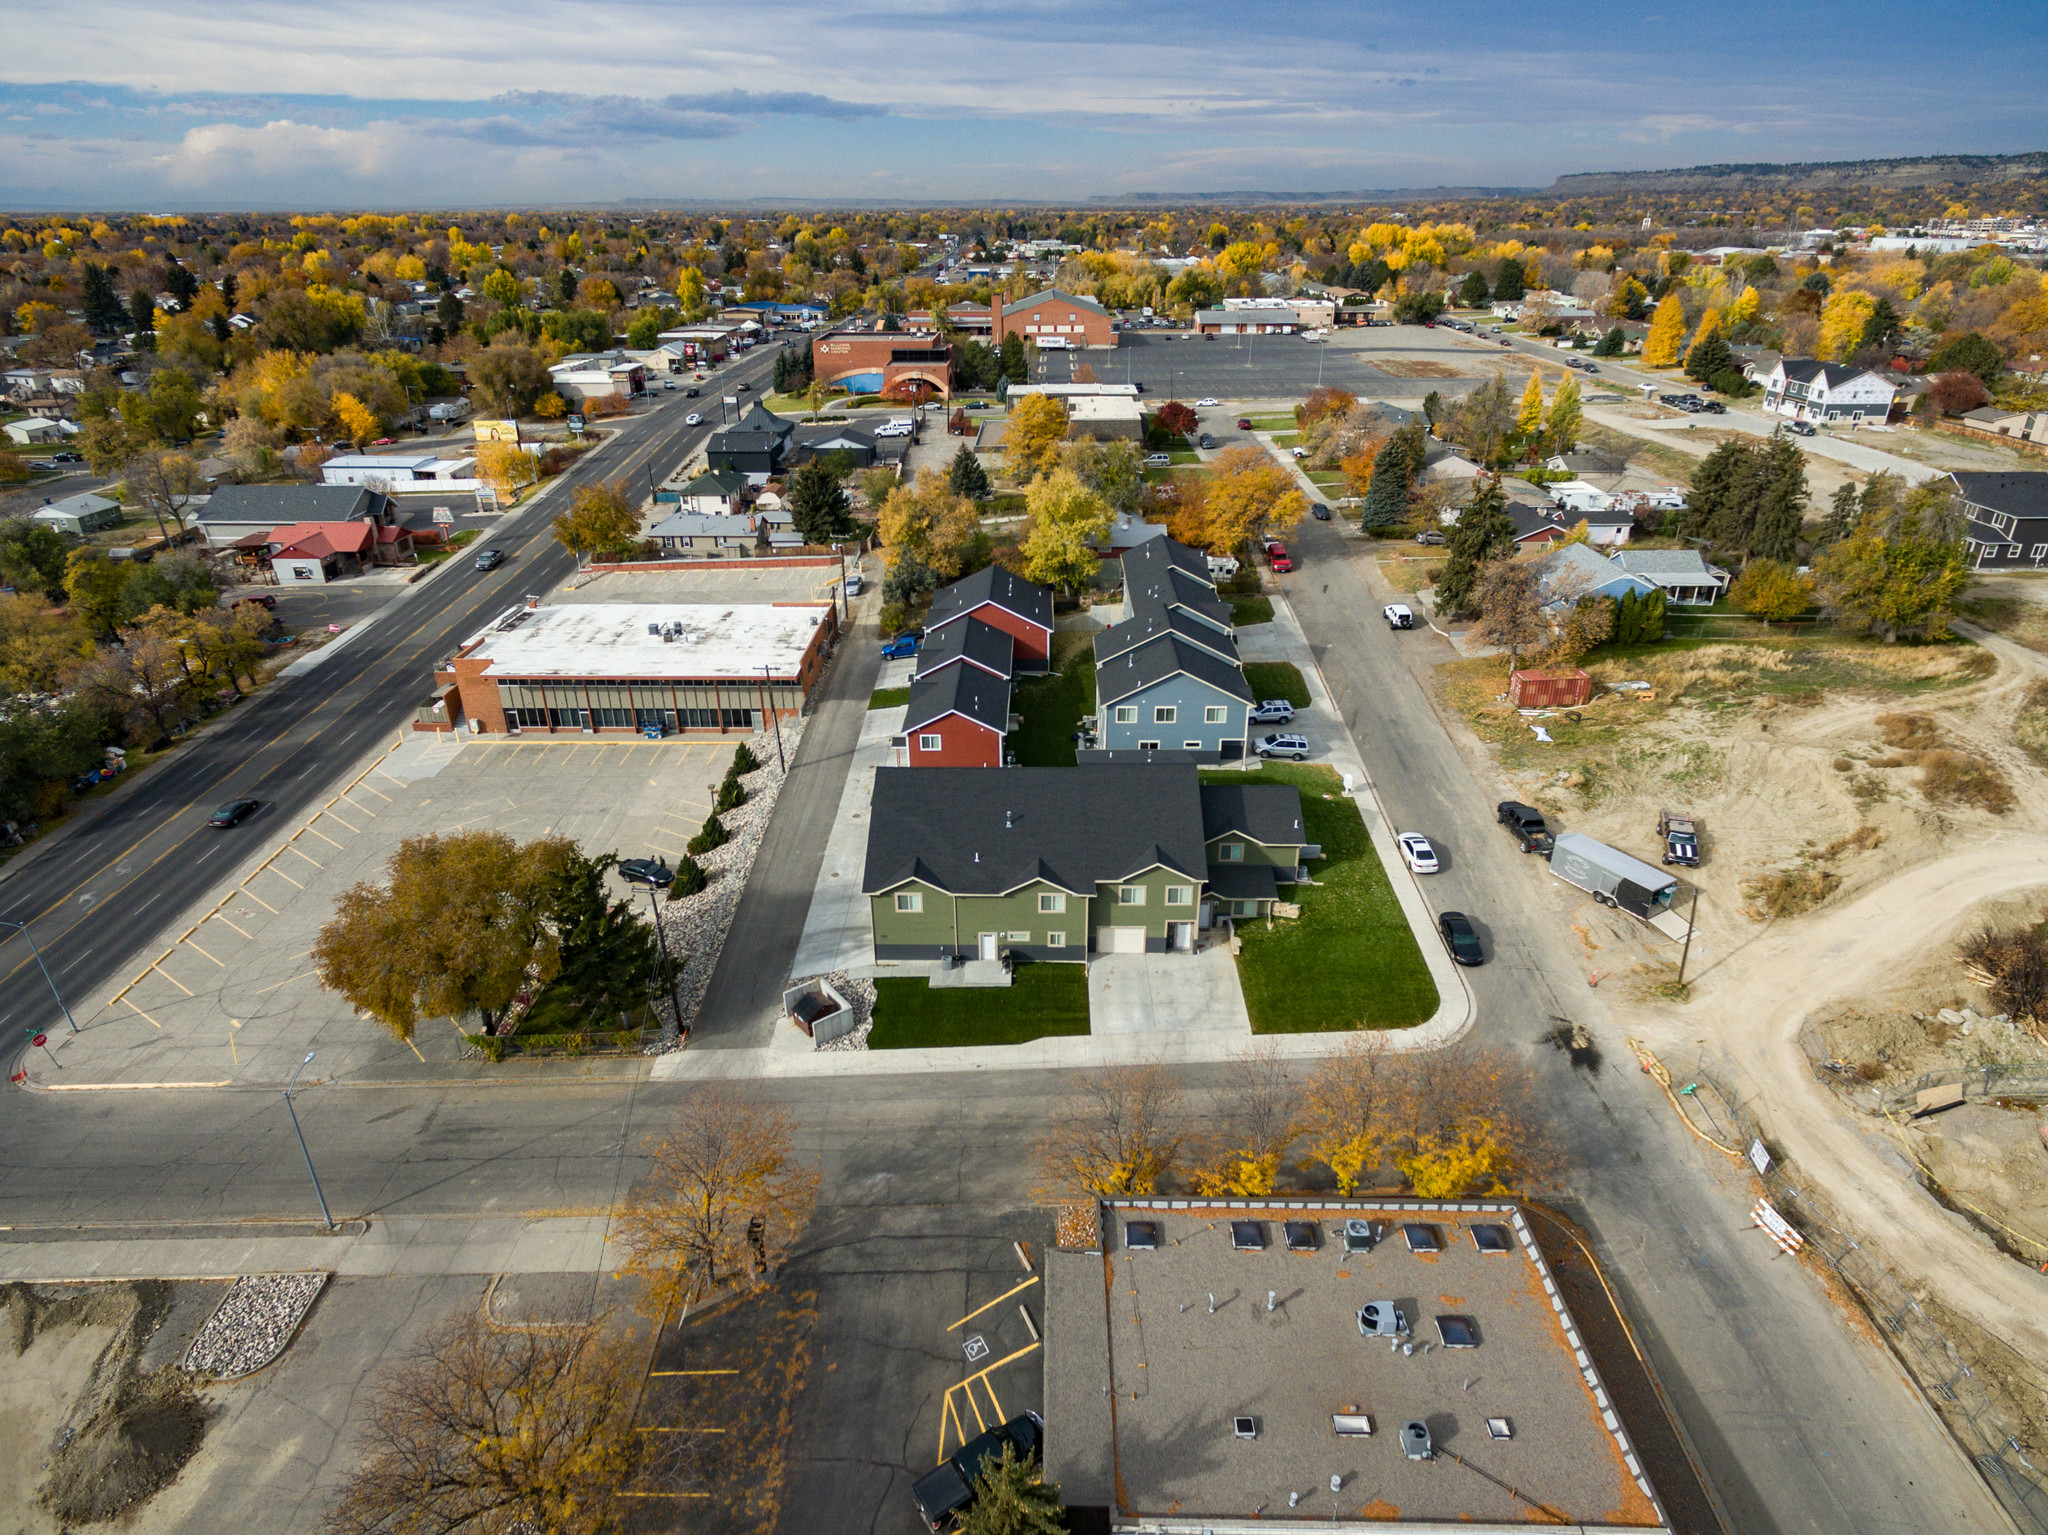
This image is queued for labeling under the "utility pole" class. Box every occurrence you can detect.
[283,1051,335,1231]
[761,665,786,771]
[0,919,79,1034]
[639,883,682,1026]
[1676,884,1701,986]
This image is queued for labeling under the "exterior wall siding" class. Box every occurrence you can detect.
[1096,674,1246,753]
[936,603,1051,669]
[868,882,959,952]
[906,715,1004,768]
[1092,868,1203,950]
[1206,834,1301,870]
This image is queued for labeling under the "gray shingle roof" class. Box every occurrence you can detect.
[1000,288,1110,319]
[1095,605,1240,667]
[1608,549,1722,579]
[1206,862,1280,901]
[927,565,1054,635]
[649,511,757,541]
[1952,471,2048,522]
[914,615,1015,681]
[861,764,1207,895]
[1199,783,1306,848]
[902,662,1011,735]
[1125,565,1233,633]
[1120,536,1214,591]
[1095,633,1254,707]
[195,485,386,524]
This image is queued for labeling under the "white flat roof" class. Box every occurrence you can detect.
[1067,396,1145,421]
[462,604,825,681]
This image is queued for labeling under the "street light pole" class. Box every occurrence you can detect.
[283,1051,335,1231]
[641,884,682,1026]
[761,665,786,772]
[0,920,79,1034]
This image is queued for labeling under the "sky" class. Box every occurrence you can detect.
[4,0,2045,210]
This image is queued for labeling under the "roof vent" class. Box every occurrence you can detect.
[1401,1421,1433,1460]
[1004,809,1013,829]
[1233,1416,1258,1440]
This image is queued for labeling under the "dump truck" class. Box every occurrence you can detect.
[1549,832,1678,921]
[1658,808,1699,866]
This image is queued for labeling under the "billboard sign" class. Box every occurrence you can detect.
[473,419,520,443]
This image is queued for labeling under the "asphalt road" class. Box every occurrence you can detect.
[0,344,787,1082]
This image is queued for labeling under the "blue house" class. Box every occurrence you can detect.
[1536,543,1658,611]
[1093,537,1251,757]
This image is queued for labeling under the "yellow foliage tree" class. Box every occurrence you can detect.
[330,391,379,445]
[1727,284,1761,325]
[1514,370,1545,438]
[1020,468,1113,593]
[1001,394,1070,482]
[1817,289,1878,361]
[1396,1119,1516,1199]
[476,439,537,496]
[1642,292,1687,367]
[877,468,981,579]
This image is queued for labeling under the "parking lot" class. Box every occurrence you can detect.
[1046,327,1498,404]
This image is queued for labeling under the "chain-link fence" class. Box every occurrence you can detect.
[1687,1059,2048,1534]
[1796,1019,2048,1117]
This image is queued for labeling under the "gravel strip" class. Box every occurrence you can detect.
[647,722,807,1051]
[182,1271,329,1379]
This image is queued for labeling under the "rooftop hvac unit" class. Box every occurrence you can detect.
[1401,1421,1433,1460]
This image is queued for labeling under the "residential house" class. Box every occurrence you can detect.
[1958,406,2048,449]
[1536,542,1659,609]
[1119,539,1236,639]
[792,422,881,467]
[1094,512,1167,559]
[1761,359,1897,425]
[1201,781,1315,921]
[647,511,763,556]
[901,664,1012,767]
[925,566,1054,671]
[190,485,397,550]
[1952,471,2048,569]
[1094,539,1250,756]
[1607,548,1730,604]
[1510,502,1635,548]
[32,491,122,536]
[5,417,80,446]
[654,468,748,515]
[706,401,795,484]
[3,367,51,400]
[1732,345,1783,383]
[914,615,1015,684]
[268,521,387,584]
[862,763,1305,963]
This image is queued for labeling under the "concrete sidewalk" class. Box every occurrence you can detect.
[786,698,905,982]
[0,1213,613,1283]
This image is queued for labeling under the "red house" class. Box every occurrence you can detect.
[925,567,1053,672]
[902,664,1010,768]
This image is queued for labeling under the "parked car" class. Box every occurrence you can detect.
[1255,733,1310,761]
[1398,833,1439,874]
[685,412,704,425]
[231,593,277,611]
[1311,503,1332,520]
[1144,452,1172,467]
[1659,808,1700,866]
[1786,421,1816,436]
[1196,396,1221,407]
[1496,800,1553,855]
[881,633,920,659]
[1267,546,1293,572]
[49,451,85,463]
[618,857,674,887]
[1413,530,1445,546]
[912,1413,1043,1533]
[1248,699,1296,724]
[209,798,260,828]
[1438,911,1485,966]
[1580,362,1600,373]
[1198,433,1216,449]
[1235,417,1253,430]
[474,548,506,571]
[1699,400,1726,414]
[1383,604,1414,630]
[844,572,864,596]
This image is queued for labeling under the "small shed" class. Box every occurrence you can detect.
[1509,668,1591,708]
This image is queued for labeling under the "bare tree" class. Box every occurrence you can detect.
[615,1087,820,1318]
[1472,558,1547,665]
[124,448,206,545]
[323,1313,644,1535]
[1034,1061,1185,1198]
[1189,1043,1296,1196]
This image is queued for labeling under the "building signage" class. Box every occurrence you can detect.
[473,418,520,443]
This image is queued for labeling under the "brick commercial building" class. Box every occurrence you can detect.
[428,602,835,737]
[992,289,1115,348]
[810,332,957,399]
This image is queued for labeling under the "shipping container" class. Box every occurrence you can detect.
[1508,668,1592,708]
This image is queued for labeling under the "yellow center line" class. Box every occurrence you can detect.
[947,1274,1040,1330]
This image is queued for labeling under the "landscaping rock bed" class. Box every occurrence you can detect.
[651,723,805,1050]
[181,1272,328,1380]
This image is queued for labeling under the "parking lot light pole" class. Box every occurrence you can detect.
[634,881,683,1027]
[0,919,79,1034]
[761,665,786,772]
[283,1051,335,1231]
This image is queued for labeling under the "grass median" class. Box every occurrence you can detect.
[869,686,910,710]
[1242,660,1307,705]
[867,962,1091,1048]
[1203,761,1438,1032]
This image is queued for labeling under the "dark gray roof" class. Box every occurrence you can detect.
[1952,471,2048,522]
[195,485,386,524]
[1200,783,1307,848]
[927,565,1054,634]
[862,764,1207,895]
[1777,358,1887,391]
[649,511,758,540]
[731,400,794,437]
[795,423,878,451]
[670,468,747,498]
[902,662,1011,735]
[1120,536,1214,592]
[1095,604,1240,667]
[915,615,1014,681]
[1096,633,1254,707]
[1126,566,1233,633]
[1206,862,1280,901]
[1511,502,1631,541]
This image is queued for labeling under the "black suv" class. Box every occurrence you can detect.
[913,1413,1043,1531]
[1496,800,1554,855]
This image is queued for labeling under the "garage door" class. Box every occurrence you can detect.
[1097,926,1148,955]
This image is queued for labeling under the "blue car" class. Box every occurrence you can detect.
[881,633,920,659]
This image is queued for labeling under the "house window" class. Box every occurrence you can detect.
[1113,706,1137,724]
[1038,893,1066,913]
[1204,705,1227,724]
[1007,931,1030,943]
[1138,739,1160,751]
[918,733,942,751]
[2033,545,2048,560]
[1183,740,1203,750]
[894,892,923,913]
[1118,886,1146,906]
[1165,886,1193,906]
[1153,706,1176,724]
[1218,842,1244,862]
[1046,931,1067,948]
[2009,545,2024,558]
[1231,899,1260,918]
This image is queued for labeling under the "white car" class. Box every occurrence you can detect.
[1144,452,1172,466]
[1196,396,1221,407]
[1384,604,1414,630]
[685,412,704,425]
[1397,833,1439,875]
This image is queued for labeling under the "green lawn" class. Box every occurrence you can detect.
[1167,448,1201,463]
[1204,762,1438,1032]
[868,962,1091,1048]
[1247,413,1297,430]
[1270,432,1302,448]
[1231,596,1276,627]
[1011,650,1096,765]
[1241,660,1307,704]
[869,686,910,710]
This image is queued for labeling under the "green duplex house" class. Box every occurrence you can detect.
[863,762,1309,963]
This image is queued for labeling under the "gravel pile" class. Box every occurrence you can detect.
[181,1272,328,1379]
[648,723,806,1050]
[811,970,875,1051]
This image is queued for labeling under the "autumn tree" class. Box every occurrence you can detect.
[1295,1034,1400,1194]
[878,467,981,580]
[1547,591,1616,666]
[1151,400,1198,440]
[63,548,134,638]
[1817,289,1877,362]
[1188,1045,1295,1198]
[1034,1062,1184,1198]
[1728,558,1813,623]
[124,448,207,545]
[1446,374,1516,466]
[1056,436,1145,516]
[1682,307,1725,377]
[1926,370,1990,415]
[65,622,193,741]
[1813,478,1968,642]
[1544,373,1583,455]
[1184,444,1305,551]
[323,1313,646,1535]
[1514,370,1545,441]
[551,478,640,560]
[1002,394,1069,481]
[330,390,379,445]
[1641,291,1686,367]
[0,517,72,601]
[315,830,576,1040]
[1472,558,1546,664]
[1020,467,1113,593]
[76,415,139,477]
[469,341,552,416]
[1295,386,1358,429]
[615,1087,820,1317]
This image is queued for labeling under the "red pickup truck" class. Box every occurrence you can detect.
[1267,543,1293,573]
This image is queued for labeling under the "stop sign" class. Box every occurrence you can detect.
[30,1034,47,1048]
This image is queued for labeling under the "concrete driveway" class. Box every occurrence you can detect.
[1087,946,1249,1036]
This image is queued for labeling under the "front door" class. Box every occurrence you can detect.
[978,932,998,962]
[1170,921,1195,953]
